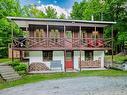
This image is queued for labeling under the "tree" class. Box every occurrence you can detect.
[45,6,58,19]
[0,0,23,58]
[59,13,66,19]
[22,4,45,18]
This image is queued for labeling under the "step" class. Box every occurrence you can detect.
[6,77,21,82]
[0,66,13,68]
[0,69,16,72]
[5,76,21,80]
[0,63,9,66]
[0,71,18,75]
[2,75,21,80]
[1,73,20,77]
[0,67,15,71]
[0,65,21,81]
[0,67,14,70]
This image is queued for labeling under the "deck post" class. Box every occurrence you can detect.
[64,25,66,43]
[79,26,82,71]
[20,50,23,61]
[79,50,81,71]
[11,21,14,62]
[47,25,49,47]
[26,27,30,73]
[12,49,14,61]
[64,25,66,72]
[111,25,114,67]
[64,50,66,72]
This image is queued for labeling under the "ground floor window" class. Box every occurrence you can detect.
[24,51,29,57]
[43,51,53,61]
[85,51,93,61]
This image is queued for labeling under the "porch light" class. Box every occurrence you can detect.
[105,50,108,53]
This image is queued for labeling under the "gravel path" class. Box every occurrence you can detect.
[1,77,127,95]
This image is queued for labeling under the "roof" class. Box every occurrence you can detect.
[7,16,116,28]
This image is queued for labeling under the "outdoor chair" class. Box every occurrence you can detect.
[50,60,62,70]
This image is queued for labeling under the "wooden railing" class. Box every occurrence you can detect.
[12,37,112,50]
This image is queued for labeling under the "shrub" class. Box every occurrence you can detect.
[14,64,27,71]
[9,60,20,67]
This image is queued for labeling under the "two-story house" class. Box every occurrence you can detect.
[7,17,116,73]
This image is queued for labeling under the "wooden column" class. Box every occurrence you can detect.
[64,50,66,72]
[47,25,49,47]
[79,50,81,71]
[26,27,30,73]
[64,25,66,40]
[20,50,23,61]
[12,49,14,61]
[64,25,66,72]
[47,25,49,37]
[11,21,14,62]
[79,26,81,71]
[111,25,114,67]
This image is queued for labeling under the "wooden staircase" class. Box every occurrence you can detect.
[0,63,21,81]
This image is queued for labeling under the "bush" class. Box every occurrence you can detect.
[14,64,27,71]
[9,60,27,75]
[9,60,20,67]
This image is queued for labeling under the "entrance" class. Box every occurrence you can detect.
[65,51,73,69]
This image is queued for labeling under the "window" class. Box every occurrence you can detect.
[85,51,93,61]
[43,51,53,61]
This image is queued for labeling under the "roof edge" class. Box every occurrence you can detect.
[7,16,117,24]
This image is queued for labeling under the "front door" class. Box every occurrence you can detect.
[65,51,73,69]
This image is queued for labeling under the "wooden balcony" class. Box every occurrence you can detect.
[12,37,112,51]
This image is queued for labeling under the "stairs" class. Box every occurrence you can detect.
[0,63,21,81]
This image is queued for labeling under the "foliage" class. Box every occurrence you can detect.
[59,13,66,19]
[14,64,27,71]
[1,70,127,89]
[9,60,27,72]
[45,6,58,19]
[22,4,45,18]
[9,60,20,67]
[105,55,127,64]
[0,0,23,58]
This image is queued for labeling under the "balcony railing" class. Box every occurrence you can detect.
[12,37,112,50]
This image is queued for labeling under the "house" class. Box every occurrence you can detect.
[7,17,116,72]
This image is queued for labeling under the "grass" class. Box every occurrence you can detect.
[105,55,127,64]
[1,70,127,90]
[0,58,11,63]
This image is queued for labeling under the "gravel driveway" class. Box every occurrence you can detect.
[1,77,127,95]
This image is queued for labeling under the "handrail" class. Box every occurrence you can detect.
[12,37,112,49]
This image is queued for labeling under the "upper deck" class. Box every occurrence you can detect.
[7,17,116,51]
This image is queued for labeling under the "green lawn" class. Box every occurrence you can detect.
[1,70,127,90]
[0,58,11,63]
[105,55,127,64]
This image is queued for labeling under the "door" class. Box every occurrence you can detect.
[65,31,72,48]
[65,51,73,69]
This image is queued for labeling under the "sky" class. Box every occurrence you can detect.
[20,0,82,17]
